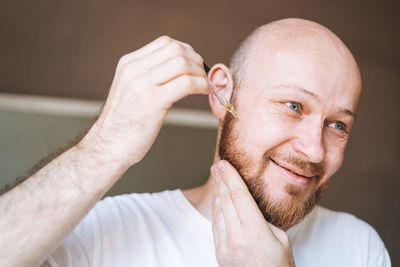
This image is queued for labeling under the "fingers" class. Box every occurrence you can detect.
[118,35,173,66]
[212,160,280,243]
[119,36,204,77]
[123,41,204,78]
[160,75,209,101]
[146,56,206,85]
[211,164,242,240]
[269,222,291,245]
[116,35,209,100]
[215,161,266,225]
[112,35,210,117]
[211,160,294,266]
[211,184,226,250]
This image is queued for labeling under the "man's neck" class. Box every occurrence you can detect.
[182,176,214,222]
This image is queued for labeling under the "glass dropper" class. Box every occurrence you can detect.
[203,62,237,118]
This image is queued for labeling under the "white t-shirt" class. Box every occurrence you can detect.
[43,189,391,267]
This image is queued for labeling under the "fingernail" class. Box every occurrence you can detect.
[218,161,225,172]
[211,164,219,176]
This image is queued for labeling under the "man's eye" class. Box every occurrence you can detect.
[285,102,301,112]
[329,121,347,132]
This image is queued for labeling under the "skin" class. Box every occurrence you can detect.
[0,36,209,266]
[0,18,361,267]
[183,18,362,265]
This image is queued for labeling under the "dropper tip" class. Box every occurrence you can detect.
[225,104,238,118]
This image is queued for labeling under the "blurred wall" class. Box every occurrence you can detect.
[0,108,217,194]
[0,0,399,265]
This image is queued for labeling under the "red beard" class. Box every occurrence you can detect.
[218,112,328,230]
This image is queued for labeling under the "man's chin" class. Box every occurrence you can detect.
[270,190,309,204]
[284,183,315,199]
[261,176,314,201]
[262,198,305,228]
[256,181,328,230]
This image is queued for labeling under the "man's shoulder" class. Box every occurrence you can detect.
[103,189,178,204]
[312,205,378,237]
[290,206,391,266]
[312,206,388,260]
[312,205,361,227]
[74,189,187,241]
[310,206,379,240]
[94,189,182,217]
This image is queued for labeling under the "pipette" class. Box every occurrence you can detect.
[203,62,238,118]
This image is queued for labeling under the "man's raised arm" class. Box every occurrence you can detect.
[0,36,209,267]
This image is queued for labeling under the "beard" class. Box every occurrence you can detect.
[218,112,329,231]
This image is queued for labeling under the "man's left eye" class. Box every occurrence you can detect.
[329,121,347,132]
[285,102,301,112]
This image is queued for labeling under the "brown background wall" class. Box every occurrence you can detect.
[1,0,399,265]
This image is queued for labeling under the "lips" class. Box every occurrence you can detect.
[270,158,315,179]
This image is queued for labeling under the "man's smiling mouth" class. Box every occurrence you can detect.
[269,158,314,179]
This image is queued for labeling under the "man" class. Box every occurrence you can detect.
[0,18,391,266]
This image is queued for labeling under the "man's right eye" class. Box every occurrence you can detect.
[285,102,302,113]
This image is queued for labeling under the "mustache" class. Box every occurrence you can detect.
[263,151,324,178]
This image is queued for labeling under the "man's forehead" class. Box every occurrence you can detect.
[238,62,359,113]
[231,19,362,112]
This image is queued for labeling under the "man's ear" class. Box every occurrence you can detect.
[208,64,233,121]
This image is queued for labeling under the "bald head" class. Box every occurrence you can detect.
[230,18,361,99]
[213,19,363,230]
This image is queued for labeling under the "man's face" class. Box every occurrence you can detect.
[218,43,361,230]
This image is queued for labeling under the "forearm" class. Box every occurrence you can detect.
[0,138,128,267]
[0,35,209,267]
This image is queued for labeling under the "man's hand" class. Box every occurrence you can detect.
[80,36,209,167]
[211,160,295,267]
[0,36,210,267]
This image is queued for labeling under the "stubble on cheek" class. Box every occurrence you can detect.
[218,113,329,230]
[244,163,329,231]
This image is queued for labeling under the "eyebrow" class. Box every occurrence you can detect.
[272,83,355,117]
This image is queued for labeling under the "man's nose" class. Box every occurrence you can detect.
[292,118,325,164]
